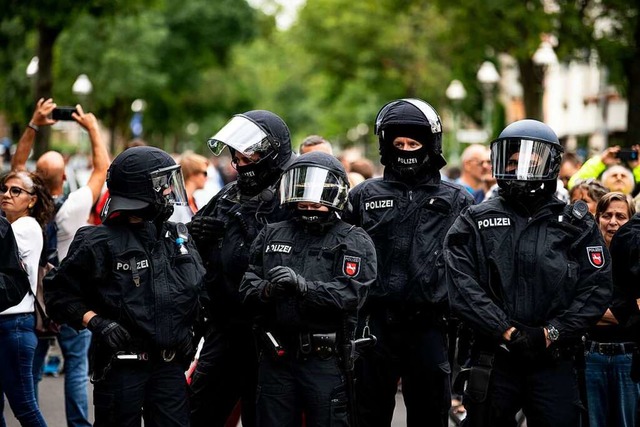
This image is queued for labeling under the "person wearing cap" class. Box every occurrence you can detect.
[239,151,376,426]
[44,146,207,427]
[444,120,611,426]
[188,110,296,427]
[344,98,473,426]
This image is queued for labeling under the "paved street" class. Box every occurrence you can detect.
[4,374,421,427]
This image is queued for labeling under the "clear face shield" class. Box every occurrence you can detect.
[280,166,349,210]
[206,115,277,161]
[149,164,188,206]
[491,138,555,181]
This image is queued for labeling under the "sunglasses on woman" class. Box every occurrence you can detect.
[0,185,35,197]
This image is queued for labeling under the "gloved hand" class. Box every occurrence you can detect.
[87,315,132,351]
[188,216,226,245]
[266,266,308,296]
[507,321,547,356]
[262,280,289,299]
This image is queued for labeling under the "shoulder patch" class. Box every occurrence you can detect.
[586,246,605,268]
[343,255,361,277]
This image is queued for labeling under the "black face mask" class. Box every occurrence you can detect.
[498,180,556,209]
[293,208,335,226]
[389,145,430,178]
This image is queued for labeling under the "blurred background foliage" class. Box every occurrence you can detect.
[0,0,638,157]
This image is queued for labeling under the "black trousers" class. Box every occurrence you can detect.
[355,315,451,427]
[462,349,582,427]
[189,322,258,427]
[93,358,189,427]
[256,351,349,427]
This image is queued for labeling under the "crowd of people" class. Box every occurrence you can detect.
[1,95,640,427]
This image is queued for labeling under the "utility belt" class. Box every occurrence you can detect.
[585,340,636,356]
[259,330,338,360]
[368,305,446,327]
[113,348,181,363]
[90,346,186,384]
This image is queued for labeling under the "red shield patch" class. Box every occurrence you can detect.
[586,246,605,268]
[343,255,361,277]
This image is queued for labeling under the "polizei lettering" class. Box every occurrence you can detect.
[397,157,417,165]
[116,259,150,271]
[365,199,394,211]
[265,244,292,254]
[477,217,511,229]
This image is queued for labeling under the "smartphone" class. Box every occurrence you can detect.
[617,149,639,162]
[52,106,77,121]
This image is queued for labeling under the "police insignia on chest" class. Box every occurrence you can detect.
[343,255,361,277]
[477,217,512,230]
[586,246,605,268]
[364,199,394,211]
[265,244,292,254]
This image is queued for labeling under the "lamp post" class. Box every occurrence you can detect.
[532,40,557,121]
[477,61,500,140]
[446,79,467,166]
[72,74,93,107]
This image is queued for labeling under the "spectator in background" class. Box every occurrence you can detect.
[568,145,640,193]
[602,165,636,195]
[559,152,583,189]
[1,170,54,427]
[350,158,376,180]
[456,144,491,203]
[12,97,110,427]
[169,152,210,223]
[569,178,609,216]
[584,192,638,427]
[299,134,333,155]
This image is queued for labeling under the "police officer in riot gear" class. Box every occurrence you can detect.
[189,110,295,427]
[239,151,376,427]
[345,98,473,427]
[444,119,612,426]
[44,146,207,427]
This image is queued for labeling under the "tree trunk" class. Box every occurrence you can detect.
[34,23,62,158]
[518,57,544,121]
[625,9,640,147]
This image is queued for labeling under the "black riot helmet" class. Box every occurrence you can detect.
[102,146,188,223]
[280,152,349,226]
[375,98,446,176]
[491,119,563,200]
[207,110,294,196]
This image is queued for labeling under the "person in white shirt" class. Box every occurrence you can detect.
[12,97,109,427]
[0,170,53,426]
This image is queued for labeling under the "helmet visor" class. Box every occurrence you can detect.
[280,166,349,210]
[207,115,272,158]
[491,138,554,181]
[149,164,188,206]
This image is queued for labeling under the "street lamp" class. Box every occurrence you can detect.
[446,79,467,166]
[26,57,39,77]
[532,40,557,121]
[477,61,500,139]
[72,74,93,97]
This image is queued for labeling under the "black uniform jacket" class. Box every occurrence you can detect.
[193,182,292,324]
[239,219,377,337]
[345,169,473,310]
[44,221,206,350]
[610,213,640,327]
[444,195,612,343]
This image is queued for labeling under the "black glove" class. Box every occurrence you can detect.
[266,266,308,296]
[87,315,132,351]
[507,321,547,356]
[189,216,226,245]
[263,280,289,299]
